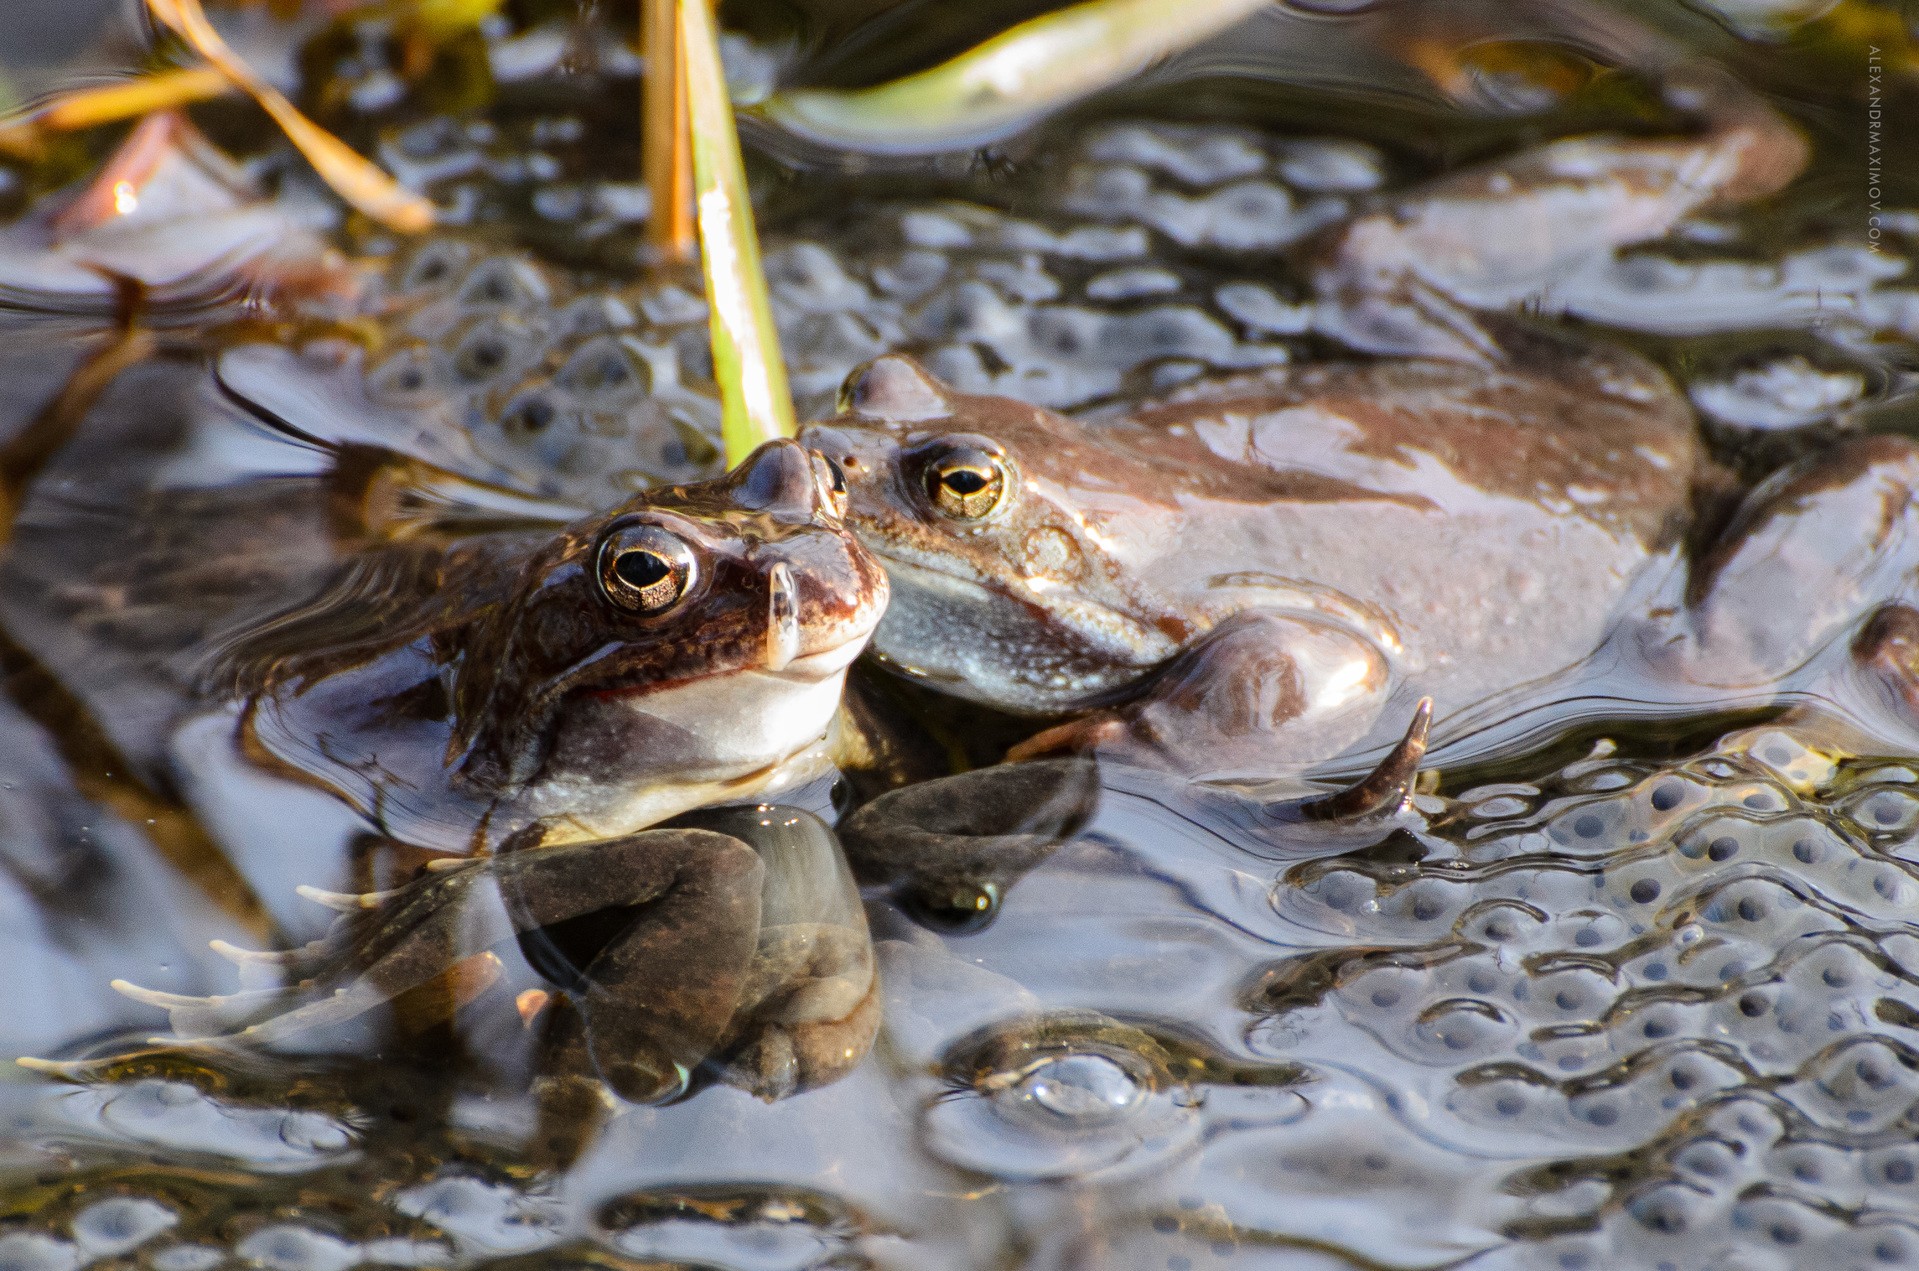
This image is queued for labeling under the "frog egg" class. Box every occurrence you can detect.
[866,248,947,302]
[922,1034,1199,1181]
[972,257,1061,303]
[1842,784,1919,842]
[1624,1179,1714,1240]
[0,1234,81,1271]
[367,343,446,403]
[395,238,471,294]
[1789,1037,1919,1131]
[1276,138,1384,193]
[765,240,873,314]
[449,316,539,387]
[554,335,650,406]
[598,1188,865,1267]
[1457,899,1550,948]
[1765,1139,1858,1195]
[80,1079,355,1167]
[71,1197,177,1260]
[1866,1145,1919,1193]
[1082,122,1268,187]
[1730,1193,1845,1255]
[453,255,551,309]
[1410,998,1519,1061]
[393,1173,565,1254]
[148,1245,226,1271]
[1824,1224,1919,1271]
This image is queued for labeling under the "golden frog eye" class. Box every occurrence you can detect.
[596,523,698,616]
[811,450,849,517]
[923,446,1009,520]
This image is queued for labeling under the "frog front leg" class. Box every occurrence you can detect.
[1009,609,1393,777]
[1663,435,1919,718]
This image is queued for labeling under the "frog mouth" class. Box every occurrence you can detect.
[774,632,869,681]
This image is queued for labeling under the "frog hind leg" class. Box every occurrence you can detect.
[1675,436,1919,712]
[1310,51,1807,362]
[1009,609,1392,778]
[122,828,765,1103]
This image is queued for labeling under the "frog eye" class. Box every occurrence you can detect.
[923,446,1009,520]
[596,524,698,616]
[811,450,849,517]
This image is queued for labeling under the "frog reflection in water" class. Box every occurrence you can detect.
[11,433,888,1102]
[803,62,1919,803]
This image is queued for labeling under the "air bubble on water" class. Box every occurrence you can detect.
[1010,1052,1146,1126]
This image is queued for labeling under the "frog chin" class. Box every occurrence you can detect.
[867,553,1164,713]
[522,637,867,840]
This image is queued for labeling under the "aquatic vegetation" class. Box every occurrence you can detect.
[758,0,1271,155]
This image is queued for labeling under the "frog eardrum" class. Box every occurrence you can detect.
[597,521,699,615]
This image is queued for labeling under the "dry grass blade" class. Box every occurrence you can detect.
[681,0,796,461]
[145,0,435,233]
[0,67,233,157]
[642,0,694,261]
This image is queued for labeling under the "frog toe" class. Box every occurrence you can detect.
[1296,697,1432,823]
[1852,604,1919,722]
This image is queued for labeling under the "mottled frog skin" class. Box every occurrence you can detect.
[228,438,888,850]
[0,349,889,1099]
[800,59,1919,777]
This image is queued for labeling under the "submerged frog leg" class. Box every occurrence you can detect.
[1310,51,1807,360]
[1011,610,1391,777]
[508,829,766,1102]
[720,923,880,1101]
[116,829,765,1085]
[1671,436,1919,705]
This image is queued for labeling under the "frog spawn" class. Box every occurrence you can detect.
[1237,723,1919,1268]
[811,719,1919,1267]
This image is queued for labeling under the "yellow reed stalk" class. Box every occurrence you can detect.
[145,0,436,232]
[680,0,796,460]
[642,0,694,262]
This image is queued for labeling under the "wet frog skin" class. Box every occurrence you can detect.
[227,438,888,850]
[800,57,1919,778]
[0,389,889,1101]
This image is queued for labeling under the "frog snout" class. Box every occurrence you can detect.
[797,424,891,493]
[732,438,823,517]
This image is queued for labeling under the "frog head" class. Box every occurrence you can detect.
[799,356,1178,714]
[451,439,889,835]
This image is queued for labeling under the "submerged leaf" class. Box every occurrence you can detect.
[682,0,796,460]
[758,0,1271,155]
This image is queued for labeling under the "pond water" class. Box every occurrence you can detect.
[1,1,1918,1268]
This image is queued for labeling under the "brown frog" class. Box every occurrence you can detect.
[799,56,1919,791]
[1,366,890,1100]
